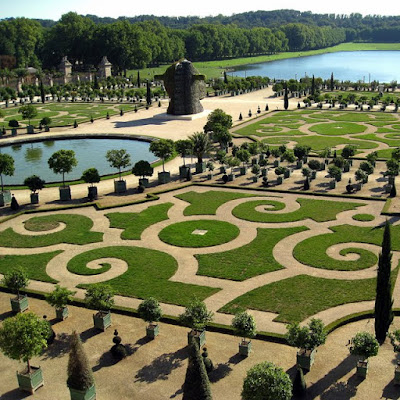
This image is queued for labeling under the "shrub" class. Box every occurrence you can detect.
[81,168,100,186]
[40,117,51,126]
[45,285,76,309]
[179,299,214,331]
[275,166,287,176]
[138,298,162,324]
[232,311,257,341]
[23,175,45,193]
[106,149,131,180]
[242,361,292,400]
[308,159,321,171]
[359,161,374,175]
[2,268,29,297]
[286,319,327,350]
[85,285,114,313]
[328,165,342,181]
[302,167,311,177]
[341,145,357,159]
[8,119,19,128]
[349,332,379,360]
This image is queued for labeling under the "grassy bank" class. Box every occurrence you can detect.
[129,43,400,80]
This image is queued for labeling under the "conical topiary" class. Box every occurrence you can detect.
[67,331,94,391]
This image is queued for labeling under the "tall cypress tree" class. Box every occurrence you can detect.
[374,220,394,344]
[311,75,315,96]
[183,340,212,400]
[40,80,45,104]
[137,71,141,88]
[330,72,334,91]
[284,85,289,110]
[223,71,228,84]
[146,80,151,106]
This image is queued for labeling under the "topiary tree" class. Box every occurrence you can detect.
[0,312,50,374]
[294,145,311,161]
[0,153,15,192]
[308,159,321,171]
[2,267,29,298]
[24,175,45,193]
[360,161,374,175]
[236,148,250,168]
[149,139,175,172]
[341,145,357,160]
[45,285,76,312]
[350,331,379,361]
[48,150,77,187]
[85,285,114,314]
[366,151,378,165]
[106,149,131,181]
[8,119,19,128]
[81,168,100,187]
[281,150,296,163]
[355,169,368,184]
[286,319,327,351]
[132,160,153,180]
[242,361,292,400]
[328,165,342,182]
[138,297,162,338]
[40,117,51,127]
[203,108,232,134]
[179,299,214,332]
[18,104,37,126]
[232,311,257,343]
[183,340,212,400]
[67,331,95,393]
[175,139,193,166]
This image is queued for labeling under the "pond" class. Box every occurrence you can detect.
[0,137,157,185]
[232,51,400,83]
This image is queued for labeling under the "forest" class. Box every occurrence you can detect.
[0,10,400,73]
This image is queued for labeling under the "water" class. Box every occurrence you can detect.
[0,138,157,185]
[232,51,400,83]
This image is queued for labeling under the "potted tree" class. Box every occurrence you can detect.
[286,318,327,371]
[23,175,45,204]
[45,285,76,321]
[106,149,131,193]
[149,139,175,184]
[0,153,14,206]
[236,148,251,175]
[294,144,311,168]
[308,159,321,179]
[81,168,100,200]
[366,151,378,167]
[349,331,379,378]
[275,166,287,185]
[0,312,50,394]
[389,330,400,384]
[138,297,162,340]
[85,285,114,331]
[251,164,261,182]
[216,150,227,174]
[359,161,374,182]
[189,132,213,174]
[2,268,29,313]
[179,299,214,348]
[342,144,357,166]
[355,169,368,191]
[226,156,240,181]
[40,116,52,132]
[206,161,215,180]
[328,165,342,188]
[271,148,281,167]
[132,160,153,188]
[232,311,257,357]
[67,331,96,400]
[48,150,78,201]
[19,104,38,134]
[175,139,193,178]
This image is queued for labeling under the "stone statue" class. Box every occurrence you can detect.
[155,59,206,115]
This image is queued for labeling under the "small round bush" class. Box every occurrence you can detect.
[138,298,162,324]
[350,332,379,360]
[8,119,19,128]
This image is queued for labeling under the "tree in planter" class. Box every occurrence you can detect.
[341,144,357,161]
[81,168,100,200]
[0,312,50,393]
[281,150,296,163]
[189,132,213,171]
[226,156,240,179]
[294,144,311,163]
[23,175,45,204]
[85,285,114,331]
[175,139,193,168]
[203,108,232,134]
[242,361,292,400]
[0,153,15,193]
[349,331,379,377]
[2,268,29,312]
[366,151,378,166]
[45,285,76,321]
[236,148,250,174]
[48,150,77,187]
[320,147,331,164]
[183,339,212,400]
[179,299,214,347]
[232,311,257,356]
[138,297,162,339]
[106,149,131,181]
[18,104,38,127]
[286,319,327,370]
[216,150,227,173]
[251,164,260,182]
[213,124,232,151]
[375,220,394,344]
[275,166,287,183]
[132,160,153,187]
[40,117,51,129]
[360,161,374,177]
[67,331,95,397]
[328,165,342,182]
[149,139,175,173]
[271,148,282,165]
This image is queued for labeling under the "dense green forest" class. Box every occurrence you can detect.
[1,10,400,74]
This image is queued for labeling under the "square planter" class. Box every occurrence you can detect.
[68,384,96,400]
[329,180,336,189]
[296,348,316,371]
[297,160,303,169]
[11,128,18,136]
[311,171,317,179]
[93,311,111,331]
[394,364,400,385]
[195,162,206,174]
[139,178,149,188]
[251,158,258,165]
[356,360,368,378]
[228,174,235,182]
[276,176,283,185]
[239,340,252,357]
[273,160,280,167]
[114,180,126,193]
[17,366,44,394]
[261,168,268,177]
[188,329,206,348]
[0,190,12,206]
[59,186,71,201]
[207,173,213,180]
[252,176,258,183]
[146,323,160,340]
[344,164,350,172]
[30,193,39,204]
[88,186,98,200]
[239,167,247,176]
[220,166,227,174]
[284,170,291,179]
[158,171,171,184]
[11,295,29,313]
[179,165,190,179]
[45,126,50,132]
[56,306,69,321]
[27,125,34,134]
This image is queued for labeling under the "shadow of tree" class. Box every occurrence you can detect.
[41,332,70,360]
[382,379,400,400]
[80,327,101,343]
[0,388,31,400]
[135,347,188,383]
[208,352,246,384]
[0,310,14,322]
[319,381,358,400]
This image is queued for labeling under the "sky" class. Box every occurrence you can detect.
[1,0,400,20]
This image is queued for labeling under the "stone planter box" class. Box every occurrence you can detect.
[207,173,213,180]
[195,162,206,174]
[179,165,190,179]
[296,160,303,169]
[356,360,368,378]
[56,306,69,321]
[188,329,206,347]
[139,178,149,188]
[114,180,126,193]
[273,160,280,167]
[158,171,171,184]
[329,180,336,189]
[93,311,111,331]
[59,186,71,201]
[277,176,283,185]
[27,125,34,134]
[45,126,50,132]
[394,364,400,385]
[17,366,44,394]
[296,348,316,371]
[284,170,291,179]
[343,164,350,172]
[30,193,39,204]
[228,174,235,181]
[311,171,317,180]
[239,167,247,176]
[261,168,268,177]
[11,128,18,136]
[239,340,252,357]
[220,166,226,174]
[252,176,258,183]
[69,384,96,400]
[88,186,98,200]
[146,323,160,340]
[11,295,29,313]
[0,190,12,206]
[251,158,258,165]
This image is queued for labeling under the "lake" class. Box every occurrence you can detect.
[0,138,157,185]
[232,51,400,83]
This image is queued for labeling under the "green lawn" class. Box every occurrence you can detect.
[159,220,240,247]
[175,191,260,215]
[293,224,400,271]
[309,122,367,136]
[106,203,173,239]
[69,246,219,307]
[0,251,61,283]
[0,214,103,247]
[219,270,398,323]
[232,198,364,223]
[196,226,308,281]
[352,214,375,222]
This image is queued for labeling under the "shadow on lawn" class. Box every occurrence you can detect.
[135,346,188,383]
